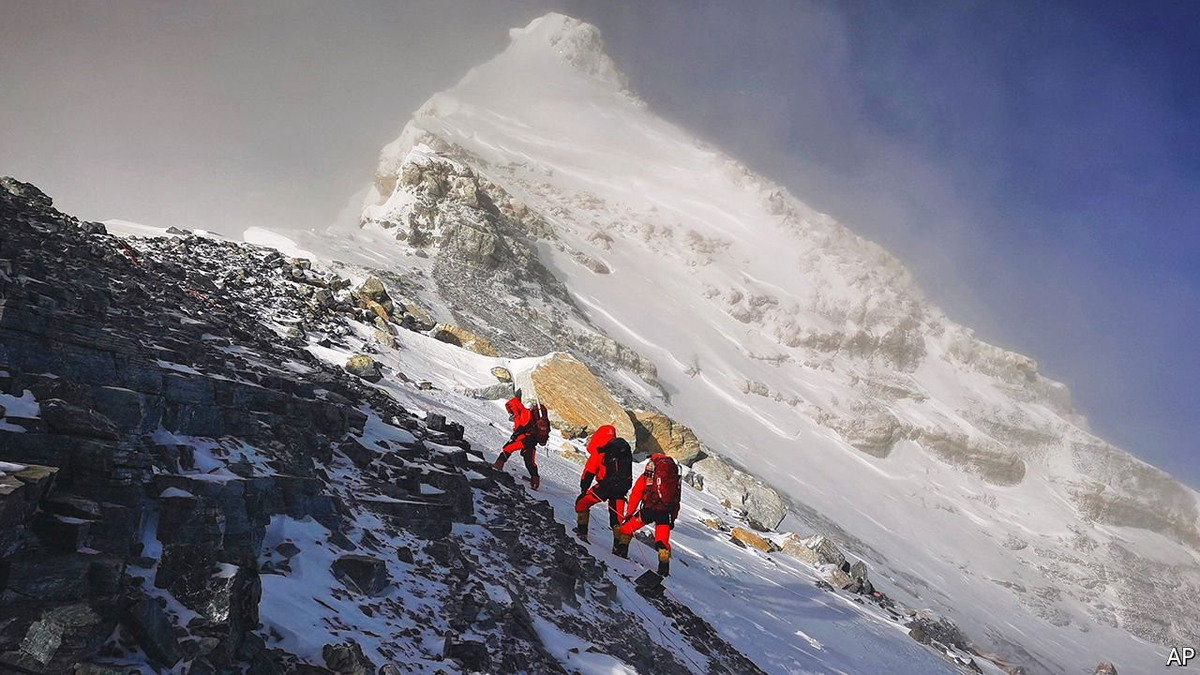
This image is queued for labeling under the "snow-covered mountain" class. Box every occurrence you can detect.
[268,12,1196,674]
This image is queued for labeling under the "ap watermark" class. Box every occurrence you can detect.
[1167,646,1196,667]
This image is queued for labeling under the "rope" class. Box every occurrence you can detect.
[609,561,710,675]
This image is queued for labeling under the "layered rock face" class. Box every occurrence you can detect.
[0,178,765,674]
[362,144,659,405]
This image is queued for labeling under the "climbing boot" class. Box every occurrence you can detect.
[491,453,509,471]
[574,510,590,542]
[529,474,540,490]
[656,545,671,578]
[612,531,632,559]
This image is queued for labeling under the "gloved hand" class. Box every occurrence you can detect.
[580,472,595,493]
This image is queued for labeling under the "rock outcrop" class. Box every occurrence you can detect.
[630,409,703,464]
[691,456,787,530]
[430,322,498,357]
[514,352,635,441]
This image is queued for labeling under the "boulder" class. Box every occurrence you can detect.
[822,565,853,590]
[802,535,847,569]
[344,355,382,383]
[372,328,397,349]
[1094,663,1118,675]
[39,399,119,440]
[7,602,111,672]
[0,464,58,558]
[850,560,869,585]
[906,613,971,652]
[490,366,513,382]
[730,527,776,552]
[322,640,373,675]
[430,323,498,357]
[630,410,703,465]
[778,533,818,564]
[124,595,182,668]
[197,564,262,652]
[331,555,390,597]
[690,456,787,530]
[355,276,395,315]
[443,636,490,672]
[514,352,635,441]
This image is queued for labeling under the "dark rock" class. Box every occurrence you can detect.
[33,511,91,552]
[850,560,868,584]
[361,497,454,539]
[42,494,102,520]
[40,399,120,440]
[71,662,141,674]
[0,464,58,558]
[331,555,389,597]
[1,176,53,207]
[395,546,414,565]
[338,439,377,470]
[5,602,111,672]
[90,386,148,433]
[907,614,970,652]
[124,595,182,668]
[443,636,490,672]
[322,640,374,675]
[4,554,94,602]
[194,565,261,655]
[276,542,301,559]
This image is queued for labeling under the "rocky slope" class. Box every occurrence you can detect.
[0,178,770,674]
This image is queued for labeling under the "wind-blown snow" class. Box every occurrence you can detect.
[244,12,1189,673]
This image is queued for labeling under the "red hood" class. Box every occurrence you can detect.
[504,397,527,417]
[586,425,617,455]
[505,397,532,429]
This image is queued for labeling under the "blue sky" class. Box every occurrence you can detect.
[2,1,1196,486]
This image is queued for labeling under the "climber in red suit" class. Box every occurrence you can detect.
[492,397,539,489]
[617,453,682,576]
[573,425,632,549]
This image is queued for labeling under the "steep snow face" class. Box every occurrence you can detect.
[328,13,1199,673]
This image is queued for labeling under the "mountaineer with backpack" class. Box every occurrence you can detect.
[616,453,682,577]
[492,397,550,489]
[574,425,633,551]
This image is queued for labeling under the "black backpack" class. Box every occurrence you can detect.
[600,438,633,493]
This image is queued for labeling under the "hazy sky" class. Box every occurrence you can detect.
[3,1,1197,486]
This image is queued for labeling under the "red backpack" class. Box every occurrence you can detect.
[530,402,551,446]
[642,455,680,512]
